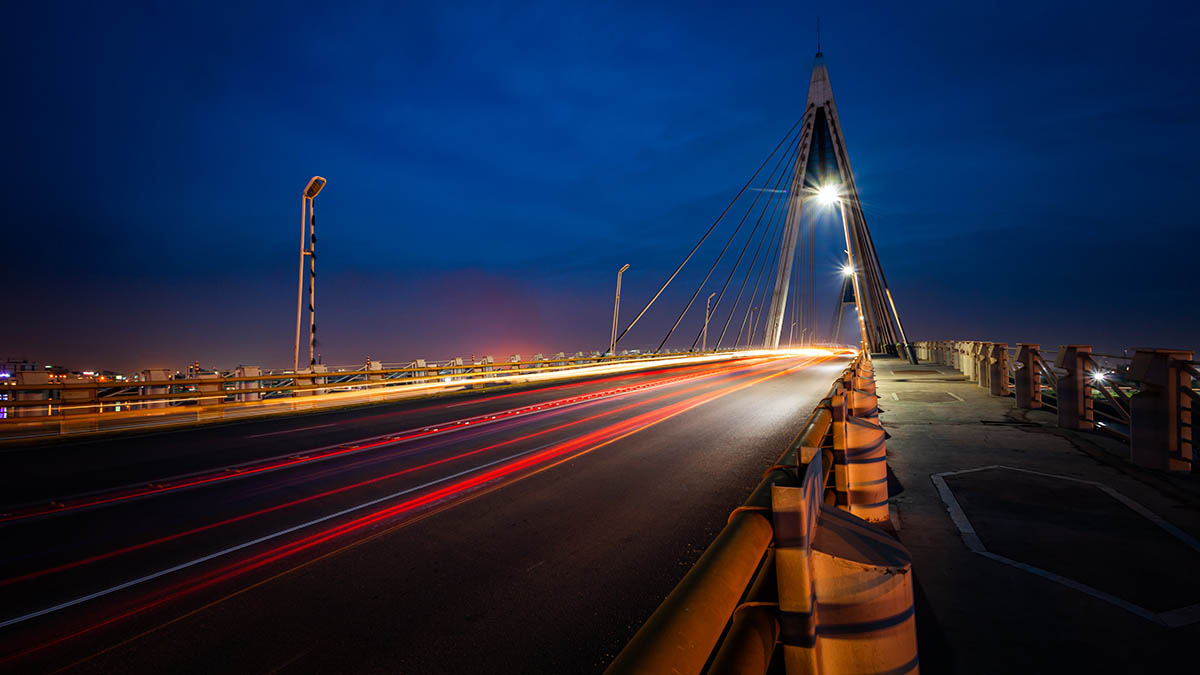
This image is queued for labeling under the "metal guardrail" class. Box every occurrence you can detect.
[915,340,1196,473]
[607,354,918,675]
[0,350,769,440]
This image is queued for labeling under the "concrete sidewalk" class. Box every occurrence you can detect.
[875,356,1200,673]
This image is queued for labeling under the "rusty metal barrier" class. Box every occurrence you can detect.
[606,354,918,675]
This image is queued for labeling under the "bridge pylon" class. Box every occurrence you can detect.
[763,51,910,355]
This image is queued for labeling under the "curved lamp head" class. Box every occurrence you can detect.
[618,263,631,274]
[304,176,327,199]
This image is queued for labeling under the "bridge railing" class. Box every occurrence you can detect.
[606,354,918,675]
[0,350,747,439]
[915,340,1195,473]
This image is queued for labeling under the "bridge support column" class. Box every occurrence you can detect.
[976,342,990,389]
[1127,349,1194,472]
[989,343,1010,397]
[236,366,261,402]
[1055,345,1094,430]
[15,371,50,417]
[140,369,171,409]
[1015,344,1042,409]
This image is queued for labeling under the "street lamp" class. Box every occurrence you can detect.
[816,183,869,354]
[294,176,326,373]
[748,306,759,348]
[609,264,630,356]
[703,292,716,351]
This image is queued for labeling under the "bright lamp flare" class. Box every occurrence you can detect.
[842,265,854,276]
[816,184,841,205]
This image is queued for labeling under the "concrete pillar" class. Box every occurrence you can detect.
[1127,349,1194,471]
[810,506,918,675]
[772,482,820,673]
[832,388,888,523]
[975,342,990,388]
[140,368,172,409]
[60,376,98,415]
[15,371,51,417]
[236,366,261,402]
[367,359,383,386]
[989,343,1010,397]
[195,373,221,406]
[295,364,328,397]
[1055,345,1094,430]
[413,359,428,383]
[1015,344,1042,409]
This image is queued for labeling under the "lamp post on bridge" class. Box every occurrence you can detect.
[609,264,630,356]
[294,176,326,373]
[818,185,869,354]
[702,292,715,352]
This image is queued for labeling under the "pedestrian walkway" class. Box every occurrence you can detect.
[875,356,1200,673]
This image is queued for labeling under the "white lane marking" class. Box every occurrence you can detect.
[932,465,1200,626]
[245,424,337,438]
[945,391,965,402]
[0,438,560,630]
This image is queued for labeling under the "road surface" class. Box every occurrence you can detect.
[0,352,847,673]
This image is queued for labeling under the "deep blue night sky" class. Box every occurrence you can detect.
[4,1,1199,371]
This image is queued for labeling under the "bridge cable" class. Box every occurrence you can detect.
[687,126,803,351]
[611,113,805,351]
[655,120,806,353]
[713,153,795,350]
[731,181,790,348]
[742,188,794,348]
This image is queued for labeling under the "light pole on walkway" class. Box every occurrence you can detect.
[609,264,630,356]
[294,176,326,373]
[703,292,715,352]
[818,184,868,354]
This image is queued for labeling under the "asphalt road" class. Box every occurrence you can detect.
[0,353,847,673]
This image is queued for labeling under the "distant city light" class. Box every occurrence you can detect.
[1090,371,1108,384]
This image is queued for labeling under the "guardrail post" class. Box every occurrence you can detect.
[60,376,98,416]
[1127,349,1194,471]
[989,343,1010,397]
[977,342,991,389]
[15,371,51,417]
[1015,344,1041,409]
[236,366,261,402]
[833,373,888,523]
[1055,345,1094,430]
[140,368,171,409]
[772,481,820,674]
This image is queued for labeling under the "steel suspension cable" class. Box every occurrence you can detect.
[657,121,805,352]
[687,127,803,352]
[611,114,805,351]
[733,189,789,348]
[714,157,794,350]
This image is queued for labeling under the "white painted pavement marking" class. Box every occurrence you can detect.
[931,464,1200,627]
[245,423,337,438]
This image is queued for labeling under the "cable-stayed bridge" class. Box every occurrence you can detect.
[1,52,1196,675]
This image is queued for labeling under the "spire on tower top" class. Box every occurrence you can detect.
[816,16,822,56]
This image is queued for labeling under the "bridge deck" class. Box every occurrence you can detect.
[877,357,1200,673]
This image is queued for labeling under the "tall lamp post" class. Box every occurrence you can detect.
[609,264,630,356]
[702,292,716,352]
[294,176,326,373]
[818,185,868,354]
